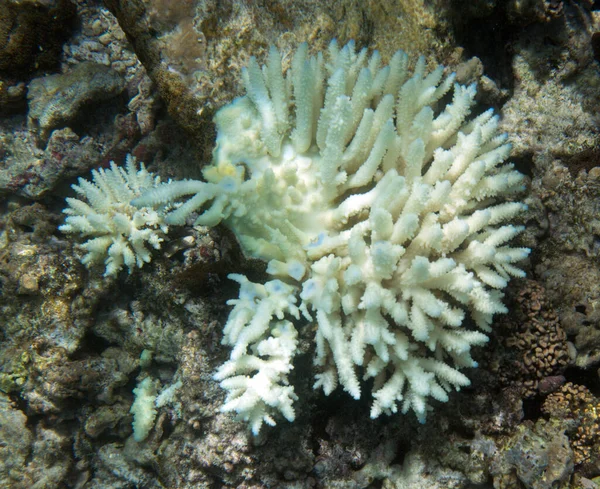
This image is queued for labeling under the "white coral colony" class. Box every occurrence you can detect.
[131,40,530,434]
[60,155,168,276]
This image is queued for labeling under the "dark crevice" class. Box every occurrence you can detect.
[511,152,535,179]
[451,3,517,91]
[522,396,544,421]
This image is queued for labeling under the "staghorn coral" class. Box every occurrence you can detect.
[129,40,530,434]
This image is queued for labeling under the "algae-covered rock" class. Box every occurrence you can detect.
[492,419,573,489]
[27,62,125,144]
[0,0,76,76]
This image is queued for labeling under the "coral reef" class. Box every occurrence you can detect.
[0,393,32,486]
[530,164,600,371]
[2,0,600,488]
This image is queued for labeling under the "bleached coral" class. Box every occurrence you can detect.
[213,275,300,434]
[133,40,529,433]
[60,155,168,276]
[130,376,159,442]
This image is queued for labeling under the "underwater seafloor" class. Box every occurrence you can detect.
[1,0,600,488]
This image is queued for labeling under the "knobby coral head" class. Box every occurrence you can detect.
[64,40,531,435]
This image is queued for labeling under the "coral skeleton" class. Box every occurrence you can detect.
[88,40,528,434]
[60,155,168,276]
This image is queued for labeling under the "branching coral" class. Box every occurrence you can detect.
[68,40,530,434]
[60,155,168,276]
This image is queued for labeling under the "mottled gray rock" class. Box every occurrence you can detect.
[0,393,33,487]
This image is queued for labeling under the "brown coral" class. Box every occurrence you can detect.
[542,382,600,467]
[495,279,570,397]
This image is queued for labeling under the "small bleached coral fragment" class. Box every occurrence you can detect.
[130,376,158,442]
[60,155,168,276]
[131,40,530,432]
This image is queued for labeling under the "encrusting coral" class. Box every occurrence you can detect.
[63,40,530,435]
